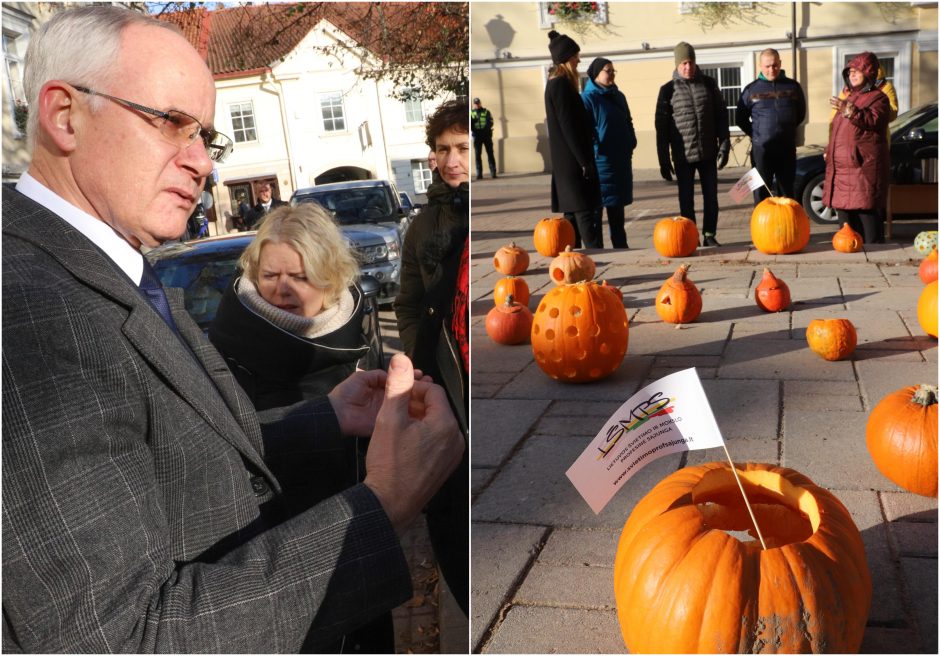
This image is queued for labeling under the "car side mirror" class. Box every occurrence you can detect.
[905,128,927,142]
[359,274,380,299]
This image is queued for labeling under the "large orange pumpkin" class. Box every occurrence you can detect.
[614,462,872,653]
[919,248,938,284]
[866,384,938,497]
[493,241,529,275]
[653,216,699,257]
[750,197,811,254]
[549,246,595,284]
[655,263,702,324]
[832,223,863,253]
[530,281,629,383]
[485,296,533,345]
[754,268,791,312]
[493,276,530,307]
[918,280,938,338]
[533,217,576,257]
[806,318,856,360]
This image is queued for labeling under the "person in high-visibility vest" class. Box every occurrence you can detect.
[471,97,497,180]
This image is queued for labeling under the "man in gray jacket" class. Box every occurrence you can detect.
[655,42,731,246]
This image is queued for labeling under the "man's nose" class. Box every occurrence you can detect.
[180,138,214,177]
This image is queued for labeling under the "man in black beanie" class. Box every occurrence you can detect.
[655,41,731,247]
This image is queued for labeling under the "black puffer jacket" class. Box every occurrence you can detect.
[655,68,729,165]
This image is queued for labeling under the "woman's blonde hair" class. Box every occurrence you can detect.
[239,203,359,309]
[551,60,580,92]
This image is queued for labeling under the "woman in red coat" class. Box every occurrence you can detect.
[823,52,891,243]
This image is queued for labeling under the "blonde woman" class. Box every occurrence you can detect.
[544,29,602,248]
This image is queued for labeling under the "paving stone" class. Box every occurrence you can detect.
[626,313,731,357]
[785,276,845,305]
[880,492,939,522]
[472,339,537,374]
[845,285,925,311]
[537,527,623,566]
[783,379,864,411]
[472,398,551,468]
[861,626,925,653]
[483,605,624,654]
[887,521,938,557]
[685,437,778,467]
[699,378,779,440]
[882,267,928,288]
[856,361,939,410]
[515,562,615,608]
[470,522,548,650]
[545,399,623,418]
[899,556,939,653]
[498,356,654,401]
[721,336,856,380]
[472,467,496,495]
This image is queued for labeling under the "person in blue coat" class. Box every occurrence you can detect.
[581,57,637,249]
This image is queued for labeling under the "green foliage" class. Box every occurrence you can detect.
[683,2,777,32]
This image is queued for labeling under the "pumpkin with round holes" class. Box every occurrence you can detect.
[917,280,938,338]
[832,223,863,253]
[866,384,938,497]
[653,216,699,257]
[750,197,811,254]
[655,263,702,324]
[614,461,872,653]
[530,281,628,383]
[806,318,856,360]
[485,296,533,345]
[754,268,791,312]
[919,248,938,284]
[549,246,595,285]
[493,241,529,275]
[493,276,530,307]
[533,217,576,257]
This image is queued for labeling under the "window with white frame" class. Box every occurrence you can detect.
[404,97,425,124]
[3,29,28,137]
[228,101,257,143]
[411,159,433,194]
[834,42,910,113]
[320,92,346,132]
[699,64,743,129]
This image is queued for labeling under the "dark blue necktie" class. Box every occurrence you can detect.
[139,258,180,334]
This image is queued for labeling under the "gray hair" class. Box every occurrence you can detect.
[23,5,179,144]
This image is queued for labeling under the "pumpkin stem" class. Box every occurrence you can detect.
[505,294,515,307]
[672,263,691,282]
[509,241,516,248]
[912,384,938,406]
[564,245,573,253]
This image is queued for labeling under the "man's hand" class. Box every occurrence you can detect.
[717,139,731,171]
[363,354,463,535]
[659,162,674,181]
[328,365,431,436]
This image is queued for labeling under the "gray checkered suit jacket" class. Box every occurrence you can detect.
[1,189,411,652]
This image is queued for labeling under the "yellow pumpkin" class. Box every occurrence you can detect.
[917,280,938,338]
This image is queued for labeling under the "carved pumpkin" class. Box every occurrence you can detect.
[653,216,699,257]
[832,223,863,253]
[493,276,530,307]
[919,248,938,285]
[866,384,938,497]
[493,241,529,276]
[533,217,576,257]
[485,295,533,345]
[917,280,938,338]
[750,197,811,254]
[754,267,791,312]
[615,462,872,653]
[655,263,702,324]
[530,281,629,383]
[806,318,857,360]
[549,246,595,285]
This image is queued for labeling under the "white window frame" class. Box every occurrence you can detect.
[320,91,347,133]
[228,101,257,144]
[695,52,752,133]
[2,9,32,140]
[538,2,608,29]
[412,159,433,194]
[833,41,911,113]
[404,96,426,124]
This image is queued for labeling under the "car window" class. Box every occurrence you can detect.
[890,105,936,136]
[154,257,241,329]
[297,188,393,224]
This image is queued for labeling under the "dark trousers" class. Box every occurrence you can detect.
[752,142,797,203]
[598,204,628,248]
[837,209,884,244]
[564,209,603,249]
[674,158,720,236]
[474,134,496,178]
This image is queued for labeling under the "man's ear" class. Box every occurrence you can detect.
[35,82,81,154]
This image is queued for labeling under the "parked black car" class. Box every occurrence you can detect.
[794,102,938,224]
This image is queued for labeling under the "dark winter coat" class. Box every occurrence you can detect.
[545,75,602,213]
[822,53,891,211]
[655,68,729,165]
[735,72,806,147]
[581,78,637,208]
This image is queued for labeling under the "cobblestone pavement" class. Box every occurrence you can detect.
[469,168,938,654]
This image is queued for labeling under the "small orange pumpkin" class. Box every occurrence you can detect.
[485,295,533,345]
[655,263,702,324]
[919,248,938,284]
[918,280,938,338]
[832,223,863,253]
[754,267,791,312]
[533,217,576,257]
[750,197,811,254]
[806,318,857,360]
[866,384,938,497]
[549,246,595,285]
[493,276,530,307]
[493,241,529,275]
[652,216,699,257]
[530,281,629,383]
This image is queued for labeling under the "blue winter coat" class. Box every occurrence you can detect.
[581,78,637,207]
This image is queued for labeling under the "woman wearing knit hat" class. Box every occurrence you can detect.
[544,29,603,248]
[581,57,637,248]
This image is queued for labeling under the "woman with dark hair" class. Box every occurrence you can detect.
[823,51,891,244]
[395,97,469,619]
[544,30,602,248]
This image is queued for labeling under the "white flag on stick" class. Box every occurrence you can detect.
[566,368,726,514]
[728,167,767,204]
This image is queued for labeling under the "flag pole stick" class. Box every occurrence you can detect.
[763,183,775,198]
[720,444,768,550]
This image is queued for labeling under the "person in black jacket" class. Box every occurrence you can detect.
[655,42,731,247]
[245,181,288,229]
[395,98,470,624]
[471,97,497,180]
[736,48,806,203]
[545,29,603,249]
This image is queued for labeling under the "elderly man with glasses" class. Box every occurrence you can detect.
[2,6,463,653]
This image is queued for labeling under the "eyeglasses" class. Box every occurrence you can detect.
[602,68,617,75]
[72,85,233,163]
